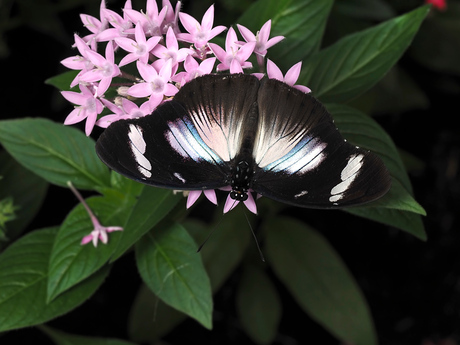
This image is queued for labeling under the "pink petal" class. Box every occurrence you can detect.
[128,83,152,97]
[284,61,302,86]
[115,37,137,53]
[229,59,243,74]
[201,5,215,31]
[203,189,217,205]
[225,27,238,51]
[237,41,256,62]
[223,195,239,213]
[61,90,87,105]
[179,12,199,35]
[258,20,272,43]
[137,61,158,81]
[81,234,94,245]
[266,59,284,81]
[265,35,284,50]
[294,84,311,93]
[237,24,256,42]
[243,193,257,214]
[208,43,227,62]
[134,22,147,45]
[165,27,179,50]
[64,108,86,125]
[187,190,202,208]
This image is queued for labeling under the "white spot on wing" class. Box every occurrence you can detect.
[174,172,186,183]
[329,154,364,203]
[128,124,152,178]
[294,190,308,198]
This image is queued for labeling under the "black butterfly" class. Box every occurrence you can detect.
[95,73,391,209]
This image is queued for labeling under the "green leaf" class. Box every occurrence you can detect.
[346,205,426,241]
[110,187,182,262]
[47,195,133,301]
[0,118,111,190]
[45,71,79,91]
[128,212,252,343]
[0,151,48,247]
[238,0,333,70]
[135,222,213,329]
[265,217,377,345]
[236,263,281,345]
[0,227,110,332]
[299,5,430,102]
[40,326,137,345]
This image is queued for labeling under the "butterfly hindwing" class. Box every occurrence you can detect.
[251,78,391,208]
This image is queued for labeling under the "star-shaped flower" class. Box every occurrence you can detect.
[124,0,168,37]
[208,27,255,74]
[128,59,178,107]
[61,84,104,136]
[67,182,123,247]
[79,0,108,50]
[237,20,284,57]
[178,4,226,49]
[79,41,121,96]
[115,22,161,66]
[151,27,192,70]
[97,98,155,128]
[171,55,216,86]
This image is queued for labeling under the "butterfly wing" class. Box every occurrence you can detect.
[251,78,391,208]
[95,74,259,190]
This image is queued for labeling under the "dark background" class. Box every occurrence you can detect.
[1,0,460,344]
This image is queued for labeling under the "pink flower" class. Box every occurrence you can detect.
[98,1,134,41]
[266,59,311,93]
[178,4,226,49]
[171,55,216,86]
[115,22,161,66]
[209,27,255,74]
[60,34,95,88]
[151,27,192,70]
[67,182,123,247]
[186,190,218,209]
[79,0,108,50]
[124,0,168,37]
[97,98,155,127]
[128,59,178,107]
[237,20,284,57]
[79,41,121,96]
[425,0,447,11]
[161,0,182,34]
[61,84,104,136]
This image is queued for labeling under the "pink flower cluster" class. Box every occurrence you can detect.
[61,1,312,242]
[61,0,310,137]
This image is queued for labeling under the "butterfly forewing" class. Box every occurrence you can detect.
[251,78,391,208]
[95,74,259,190]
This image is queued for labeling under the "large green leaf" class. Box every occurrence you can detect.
[47,195,133,301]
[0,151,48,247]
[0,227,110,332]
[238,0,334,70]
[265,217,377,345]
[128,211,252,342]
[135,222,213,329]
[299,5,429,102]
[0,118,110,190]
[110,187,182,262]
[236,263,282,345]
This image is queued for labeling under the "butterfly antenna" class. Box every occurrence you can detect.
[196,216,224,253]
[241,207,265,262]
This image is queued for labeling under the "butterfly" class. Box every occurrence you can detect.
[95,73,391,209]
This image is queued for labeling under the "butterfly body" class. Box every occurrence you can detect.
[96,74,391,209]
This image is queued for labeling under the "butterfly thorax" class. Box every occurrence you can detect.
[230,161,253,201]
